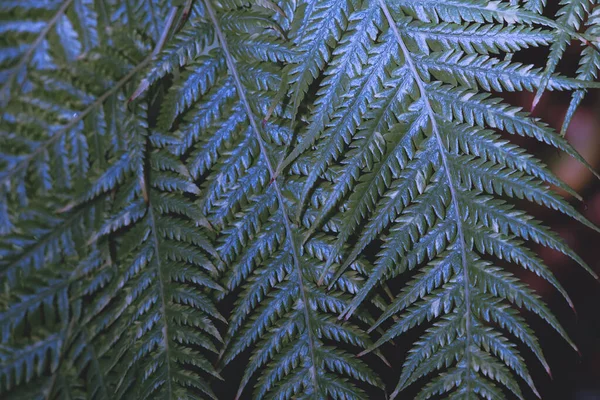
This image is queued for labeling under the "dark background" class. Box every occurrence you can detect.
[504,4,600,396]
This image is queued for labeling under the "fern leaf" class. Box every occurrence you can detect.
[89,105,224,399]
[562,3,600,134]
[2,0,600,398]
[285,0,598,397]
[532,0,593,109]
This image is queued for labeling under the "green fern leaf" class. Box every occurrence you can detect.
[2,0,600,399]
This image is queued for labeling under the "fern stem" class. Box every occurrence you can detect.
[524,10,600,54]
[43,317,77,400]
[131,9,180,399]
[147,206,174,400]
[0,0,74,108]
[377,1,474,398]
[202,1,321,397]
[531,1,590,111]
[0,6,179,188]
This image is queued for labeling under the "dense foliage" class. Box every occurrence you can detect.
[1,0,600,399]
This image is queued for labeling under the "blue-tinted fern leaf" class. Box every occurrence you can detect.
[2,0,600,399]
[283,0,599,398]
[86,105,224,399]
[152,0,385,397]
[0,332,64,392]
[532,0,593,109]
[562,3,600,134]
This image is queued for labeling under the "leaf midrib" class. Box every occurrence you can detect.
[202,1,321,396]
[377,1,474,397]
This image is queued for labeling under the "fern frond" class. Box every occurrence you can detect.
[532,0,593,109]
[283,0,598,397]
[0,331,64,392]
[2,0,600,398]
[0,15,164,232]
[404,21,552,54]
[0,0,74,107]
[141,0,385,397]
[286,0,355,121]
[88,105,224,399]
[562,2,600,134]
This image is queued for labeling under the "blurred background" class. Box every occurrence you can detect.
[503,86,600,399]
[504,10,600,395]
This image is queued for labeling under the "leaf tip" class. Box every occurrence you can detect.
[531,92,542,113]
[128,79,149,103]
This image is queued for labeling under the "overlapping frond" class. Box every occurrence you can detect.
[81,104,224,400]
[151,1,383,397]
[2,0,599,398]
[282,0,599,398]
[0,0,165,234]
[0,1,211,398]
